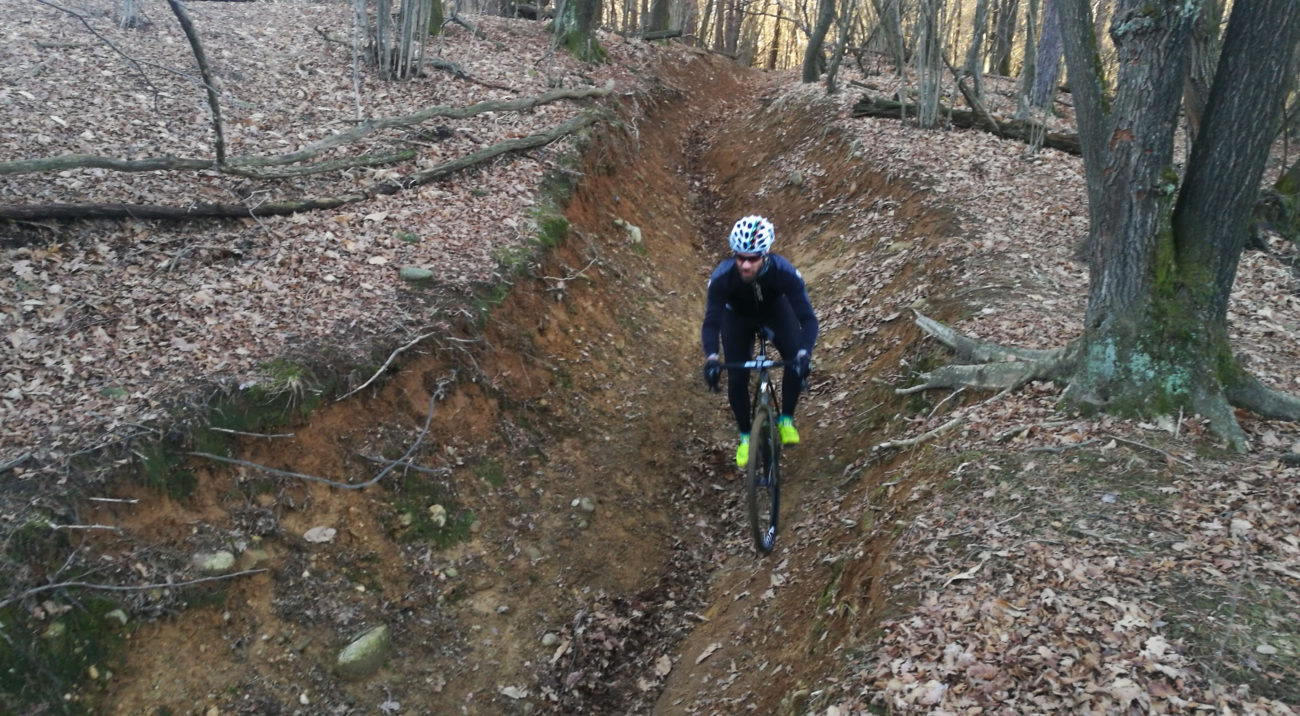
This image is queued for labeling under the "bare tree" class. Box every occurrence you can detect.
[989,0,1017,75]
[802,0,835,80]
[960,0,988,102]
[914,0,944,127]
[906,0,1300,449]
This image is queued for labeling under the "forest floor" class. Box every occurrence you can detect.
[3,2,1300,714]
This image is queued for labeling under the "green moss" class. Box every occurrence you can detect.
[0,597,126,713]
[133,442,197,500]
[389,472,476,548]
[473,457,506,487]
[535,213,569,249]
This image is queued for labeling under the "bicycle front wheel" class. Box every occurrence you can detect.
[746,405,781,554]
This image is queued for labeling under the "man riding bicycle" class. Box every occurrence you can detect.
[701,215,819,468]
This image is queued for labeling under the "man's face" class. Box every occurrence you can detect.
[735,253,764,283]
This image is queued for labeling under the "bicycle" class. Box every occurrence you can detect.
[717,330,799,554]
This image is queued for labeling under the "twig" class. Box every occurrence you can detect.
[1106,434,1193,467]
[87,497,139,504]
[1026,439,1096,453]
[542,258,599,284]
[927,387,965,420]
[166,0,224,164]
[208,427,295,439]
[33,0,164,104]
[0,569,268,610]
[0,453,32,473]
[357,454,450,476]
[191,377,449,490]
[50,524,123,533]
[871,415,965,452]
[338,330,440,401]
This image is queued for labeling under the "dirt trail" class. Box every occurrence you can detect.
[86,50,941,715]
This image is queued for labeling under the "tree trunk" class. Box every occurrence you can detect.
[990,0,1018,75]
[915,0,945,127]
[649,0,671,32]
[1013,0,1037,118]
[802,0,835,81]
[1181,0,1222,145]
[1057,0,1300,447]
[1029,0,1061,109]
[824,0,855,92]
[768,4,783,69]
[554,0,606,61]
[962,0,988,102]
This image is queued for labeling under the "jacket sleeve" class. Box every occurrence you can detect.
[782,266,818,352]
[701,275,726,357]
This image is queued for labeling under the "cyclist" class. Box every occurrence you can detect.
[701,215,818,468]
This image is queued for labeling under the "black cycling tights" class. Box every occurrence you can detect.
[719,297,803,434]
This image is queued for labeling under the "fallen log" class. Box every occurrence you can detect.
[851,95,1082,156]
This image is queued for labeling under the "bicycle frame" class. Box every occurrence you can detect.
[717,331,791,554]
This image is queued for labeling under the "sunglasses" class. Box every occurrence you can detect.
[734,253,765,265]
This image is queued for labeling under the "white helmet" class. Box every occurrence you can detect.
[728,215,775,255]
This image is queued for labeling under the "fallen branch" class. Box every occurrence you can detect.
[1106,434,1193,468]
[0,568,267,611]
[338,330,441,401]
[0,80,613,178]
[851,94,1082,155]
[871,414,965,452]
[0,112,601,222]
[190,375,450,489]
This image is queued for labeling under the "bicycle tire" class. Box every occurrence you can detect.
[746,405,781,554]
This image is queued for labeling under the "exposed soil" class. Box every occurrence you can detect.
[7,6,1300,715]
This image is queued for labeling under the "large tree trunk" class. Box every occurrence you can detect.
[554,0,605,61]
[1057,0,1300,447]
[802,0,835,80]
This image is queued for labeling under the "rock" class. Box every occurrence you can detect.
[578,497,596,513]
[336,625,392,680]
[303,526,336,543]
[525,546,543,561]
[541,632,559,647]
[239,548,272,569]
[400,266,434,283]
[105,609,129,626]
[427,504,448,528]
[192,550,236,574]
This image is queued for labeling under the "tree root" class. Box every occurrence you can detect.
[900,311,1074,394]
[1225,372,1300,421]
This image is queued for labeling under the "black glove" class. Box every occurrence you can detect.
[795,350,811,381]
[703,356,721,392]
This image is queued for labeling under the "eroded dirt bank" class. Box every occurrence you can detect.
[73,46,957,714]
[48,47,883,712]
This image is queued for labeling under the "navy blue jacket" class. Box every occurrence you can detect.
[700,253,818,357]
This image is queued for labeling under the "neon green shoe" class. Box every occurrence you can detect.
[735,434,750,468]
[778,417,800,445]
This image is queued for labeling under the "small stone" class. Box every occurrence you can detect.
[192,550,236,574]
[105,609,129,626]
[525,546,543,561]
[400,266,434,283]
[336,625,392,680]
[541,633,559,647]
[428,504,448,528]
[578,497,596,513]
[443,566,459,579]
[398,511,414,527]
